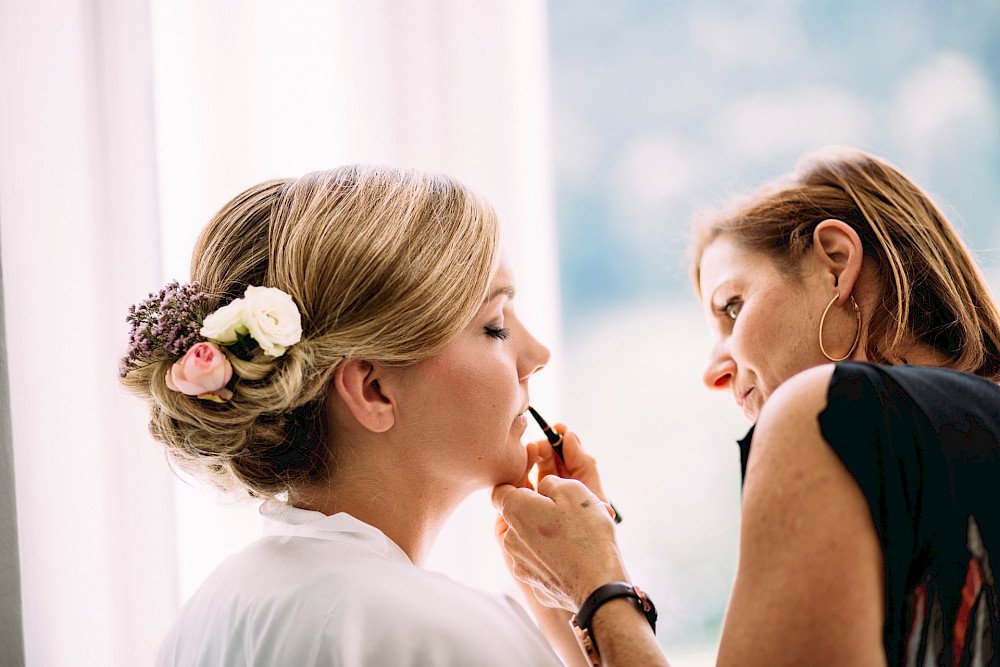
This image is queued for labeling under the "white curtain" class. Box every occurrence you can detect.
[1,1,558,664]
[0,0,175,665]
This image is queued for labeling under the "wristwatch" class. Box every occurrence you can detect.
[570,582,657,667]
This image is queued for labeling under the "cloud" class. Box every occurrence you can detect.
[709,85,872,162]
[689,9,805,70]
[609,131,707,231]
[889,52,997,155]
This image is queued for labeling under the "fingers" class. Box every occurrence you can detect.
[524,439,540,468]
[491,483,517,513]
[534,438,564,480]
[539,423,598,484]
[535,474,591,500]
[534,476,617,526]
[494,475,626,611]
[515,441,539,490]
[553,423,595,474]
[493,479,585,552]
[491,482,553,518]
[494,477,608,539]
[547,423,610,503]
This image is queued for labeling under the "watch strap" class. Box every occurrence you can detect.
[570,582,657,666]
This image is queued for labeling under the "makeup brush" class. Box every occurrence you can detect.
[527,406,622,524]
[528,406,563,461]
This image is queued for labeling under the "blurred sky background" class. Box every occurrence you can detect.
[551,0,1000,316]
[2,2,999,665]
[546,0,1000,656]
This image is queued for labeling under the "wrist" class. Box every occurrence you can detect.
[570,582,657,666]
[574,568,630,609]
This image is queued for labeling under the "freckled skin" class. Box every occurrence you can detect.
[699,237,840,422]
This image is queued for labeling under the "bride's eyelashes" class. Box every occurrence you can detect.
[484,324,511,340]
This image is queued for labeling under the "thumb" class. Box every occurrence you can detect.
[491,483,517,512]
[535,474,586,499]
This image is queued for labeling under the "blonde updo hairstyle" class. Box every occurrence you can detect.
[122,165,500,497]
[691,146,1000,380]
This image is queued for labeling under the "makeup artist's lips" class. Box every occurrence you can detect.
[736,387,760,420]
[735,387,754,408]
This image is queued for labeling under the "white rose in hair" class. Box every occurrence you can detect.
[200,298,248,343]
[241,286,303,357]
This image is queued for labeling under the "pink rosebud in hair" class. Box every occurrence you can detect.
[165,342,234,402]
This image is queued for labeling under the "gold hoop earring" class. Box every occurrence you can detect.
[818,292,861,362]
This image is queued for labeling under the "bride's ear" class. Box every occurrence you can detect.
[813,219,864,302]
[331,359,395,433]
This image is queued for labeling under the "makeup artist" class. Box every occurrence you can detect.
[121,165,595,666]
[494,147,1000,667]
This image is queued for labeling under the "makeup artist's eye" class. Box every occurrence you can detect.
[484,325,511,340]
[718,299,742,320]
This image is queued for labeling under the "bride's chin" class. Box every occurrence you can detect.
[497,447,529,487]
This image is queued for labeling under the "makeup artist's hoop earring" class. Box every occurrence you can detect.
[819,292,861,362]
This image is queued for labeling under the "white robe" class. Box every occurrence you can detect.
[158,500,562,666]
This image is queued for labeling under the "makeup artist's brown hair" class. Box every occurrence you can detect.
[690,146,1000,380]
[121,165,500,496]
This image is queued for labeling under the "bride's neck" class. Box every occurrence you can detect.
[289,462,466,566]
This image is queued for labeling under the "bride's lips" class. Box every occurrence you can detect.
[512,404,529,430]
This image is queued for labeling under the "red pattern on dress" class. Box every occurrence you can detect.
[952,557,983,666]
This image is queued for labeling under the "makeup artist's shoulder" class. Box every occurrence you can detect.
[770,363,837,413]
[748,364,837,463]
[740,363,864,551]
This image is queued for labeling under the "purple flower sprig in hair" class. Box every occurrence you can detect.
[120,281,302,404]
[120,281,210,377]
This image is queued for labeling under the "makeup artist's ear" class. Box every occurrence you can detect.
[332,359,396,433]
[812,219,864,299]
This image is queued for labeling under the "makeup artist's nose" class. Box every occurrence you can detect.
[703,340,735,390]
[519,328,550,381]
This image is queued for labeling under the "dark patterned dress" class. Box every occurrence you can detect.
[739,363,1000,666]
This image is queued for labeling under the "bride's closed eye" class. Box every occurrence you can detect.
[484,324,511,340]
